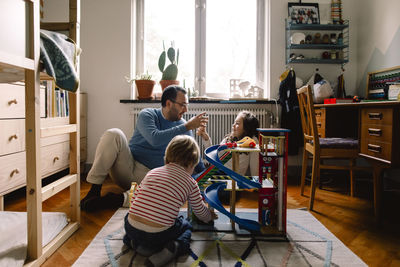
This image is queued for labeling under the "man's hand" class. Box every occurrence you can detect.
[185,112,208,131]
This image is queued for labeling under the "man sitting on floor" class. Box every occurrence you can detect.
[81,86,208,211]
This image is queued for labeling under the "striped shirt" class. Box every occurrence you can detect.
[129,163,212,226]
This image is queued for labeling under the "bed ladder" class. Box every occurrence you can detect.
[24,0,81,266]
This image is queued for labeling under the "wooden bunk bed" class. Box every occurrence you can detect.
[0,0,80,266]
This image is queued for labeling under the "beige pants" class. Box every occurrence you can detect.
[86,128,149,191]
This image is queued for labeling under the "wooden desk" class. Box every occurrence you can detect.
[314,101,400,221]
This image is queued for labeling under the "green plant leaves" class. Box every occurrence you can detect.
[167,47,175,63]
[159,42,179,80]
[158,51,166,72]
[162,64,178,80]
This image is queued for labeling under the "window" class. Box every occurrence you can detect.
[133,0,269,99]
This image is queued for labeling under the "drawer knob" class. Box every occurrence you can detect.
[8,134,18,141]
[10,169,20,177]
[368,112,383,120]
[368,144,382,153]
[53,156,60,163]
[8,99,18,105]
[368,128,382,137]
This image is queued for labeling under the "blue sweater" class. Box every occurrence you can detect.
[129,108,192,170]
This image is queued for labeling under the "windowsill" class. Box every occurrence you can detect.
[120,98,276,104]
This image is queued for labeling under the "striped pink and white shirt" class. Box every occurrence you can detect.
[129,163,212,227]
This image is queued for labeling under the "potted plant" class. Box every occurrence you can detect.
[158,41,180,90]
[127,72,156,100]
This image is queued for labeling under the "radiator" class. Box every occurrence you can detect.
[130,103,278,151]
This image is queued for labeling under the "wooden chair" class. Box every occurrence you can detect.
[297,85,360,210]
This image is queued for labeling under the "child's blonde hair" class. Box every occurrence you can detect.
[165,135,200,168]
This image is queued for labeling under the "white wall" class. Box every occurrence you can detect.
[43,0,134,164]
[47,0,399,164]
[80,0,134,163]
[269,0,359,100]
[355,0,400,95]
[79,0,360,163]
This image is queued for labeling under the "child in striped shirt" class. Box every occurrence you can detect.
[124,135,218,267]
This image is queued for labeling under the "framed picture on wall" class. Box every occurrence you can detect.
[288,3,320,24]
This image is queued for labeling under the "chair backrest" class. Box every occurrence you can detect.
[297,85,320,149]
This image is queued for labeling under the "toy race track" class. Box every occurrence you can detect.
[203,144,262,232]
[203,182,261,232]
[204,145,261,189]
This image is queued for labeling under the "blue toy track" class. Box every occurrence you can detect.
[203,144,262,232]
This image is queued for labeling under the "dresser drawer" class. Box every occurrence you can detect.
[41,141,70,177]
[360,139,392,163]
[0,83,46,119]
[0,141,73,196]
[0,83,25,119]
[0,151,26,195]
[361,124,392,143]
[361,108,393,125]
[0,119,25,156]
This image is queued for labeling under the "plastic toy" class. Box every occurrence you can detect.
[225,142,237,148]
[236,136,256,148]
[200,128,290,236]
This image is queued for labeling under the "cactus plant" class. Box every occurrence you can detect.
[158,41,179,81]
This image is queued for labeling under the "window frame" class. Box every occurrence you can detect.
[132,0,270,99]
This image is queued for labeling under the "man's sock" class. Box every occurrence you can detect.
[144,241,178,267]
[81,184,103,210]
[83,192,124,212]
[81,184,102,201]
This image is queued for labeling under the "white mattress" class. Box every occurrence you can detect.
[0,211,68,267]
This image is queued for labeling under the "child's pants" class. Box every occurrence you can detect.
[123,214,193,256]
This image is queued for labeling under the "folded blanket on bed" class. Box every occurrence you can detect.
[40,29,81,92]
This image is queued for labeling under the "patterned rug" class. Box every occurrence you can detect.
[73,208,366,267]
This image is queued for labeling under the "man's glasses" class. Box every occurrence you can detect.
[171,100,189,108]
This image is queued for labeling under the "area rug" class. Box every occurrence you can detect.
[73,208,366,267]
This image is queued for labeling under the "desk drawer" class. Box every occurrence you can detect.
[361,124,392,143]
[360,139,392,162]
[0,151,26,195]
[0,119,25,156]
[361,108,393,125]
[315,108,326,138]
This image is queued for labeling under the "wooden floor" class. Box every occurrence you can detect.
[4,172,400,267]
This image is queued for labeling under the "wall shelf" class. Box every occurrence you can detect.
[287,44,349,50]
[285,19,349,65]
[288,59,349,64]
[286,22,349,31]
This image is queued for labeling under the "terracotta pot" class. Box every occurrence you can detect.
[160,80,180,91]
[135,80,155,100]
